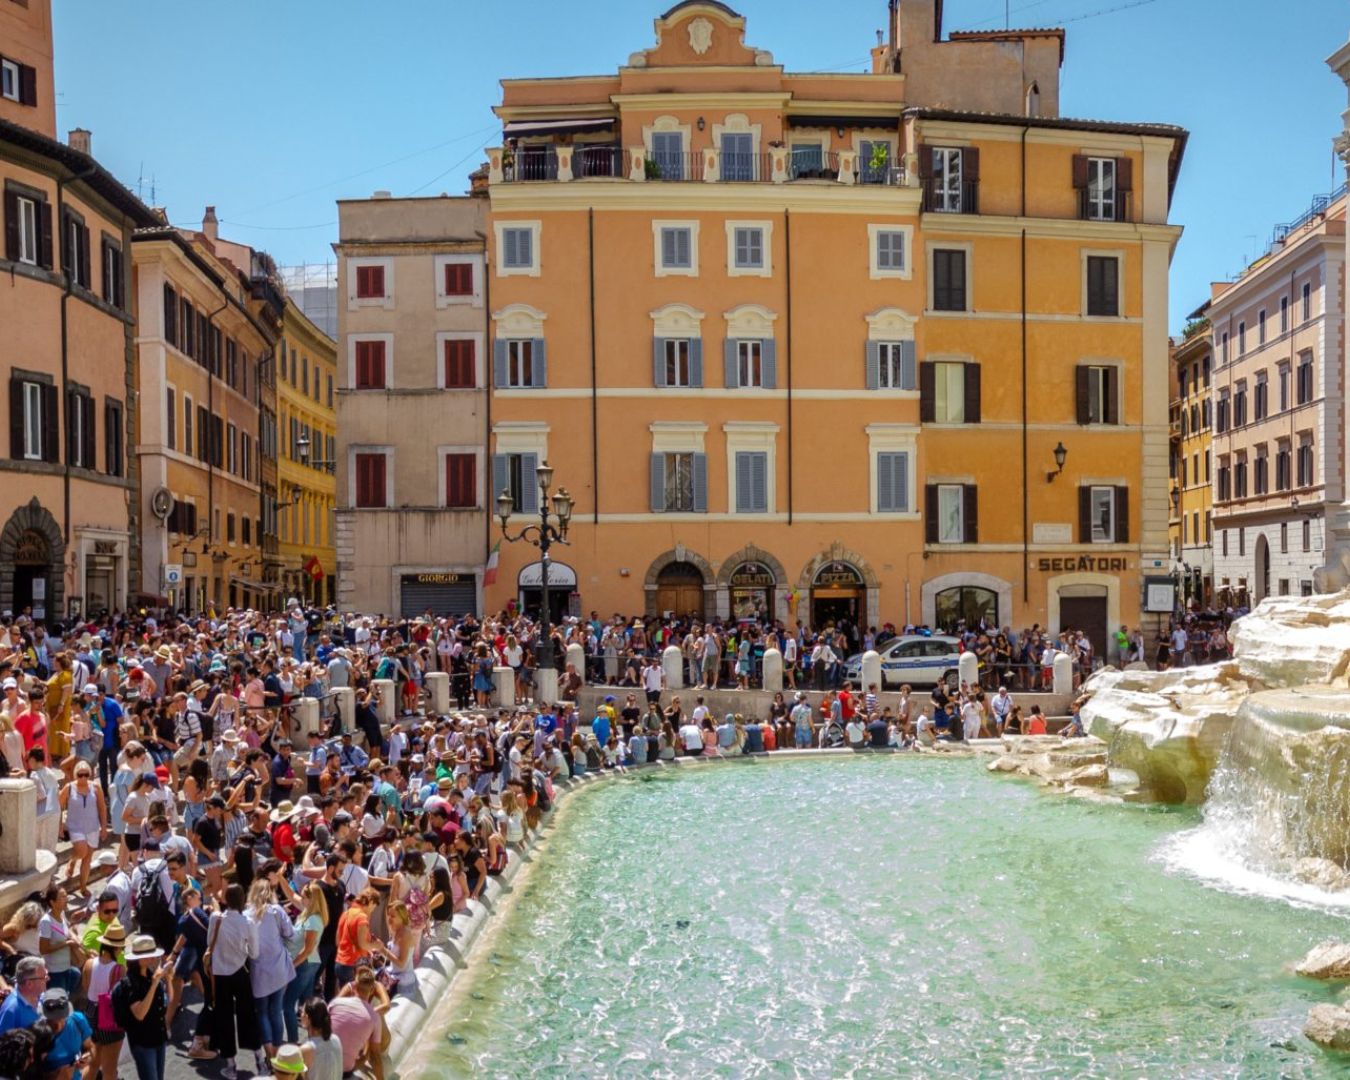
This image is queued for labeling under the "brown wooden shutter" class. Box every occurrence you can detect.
[916,143,932,179]
[371,454,387,507]
[1105,368,1120,425]
[78,225,90,288]
[1078,486,1092,543]
[963,485,978,543]
[37,200,52,269]
[963,363,981,424]
[1114,486,1129,542]
[919,362,935,423]
[1116,156,1133,220]
[9,376,23,459]
[1071,154,1089,189]
[65,389,76,464]
[925,484,938,543]
[82,394,95,468]
[17,64,36,107]
[104,399,115,475]
[41,382,58,462]
[1075,365,1090,424]
[3,190,17,262]
[962,146,979,180]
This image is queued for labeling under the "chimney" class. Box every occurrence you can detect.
[202,206,219,242]
[67,128,91,156]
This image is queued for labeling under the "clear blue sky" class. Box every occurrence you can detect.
[54,0,1348,329]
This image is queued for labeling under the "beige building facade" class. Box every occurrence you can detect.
[334,194,489,616]
[1209,192,1344,604]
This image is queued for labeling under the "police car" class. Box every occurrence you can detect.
[842,635,963,689]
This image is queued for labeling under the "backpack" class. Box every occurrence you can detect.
[404,879,430,932]
[134,862,173,938]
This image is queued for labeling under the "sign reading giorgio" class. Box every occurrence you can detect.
[409,573,463,585]
[1035,556,1129,573]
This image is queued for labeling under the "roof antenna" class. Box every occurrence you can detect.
[1006,0,1010,29]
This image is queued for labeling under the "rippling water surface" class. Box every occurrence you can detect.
[429,757,1349,1078]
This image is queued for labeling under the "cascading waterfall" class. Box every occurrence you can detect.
[1158,687,1350,908]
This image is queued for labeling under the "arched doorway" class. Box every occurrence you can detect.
[655,562,706,620]
[518,560,577,625]
[1254,533,1270,603]
[728,561,775,623]
[811,561,865,628]
[934,586,999,633]
[0,498,64,620]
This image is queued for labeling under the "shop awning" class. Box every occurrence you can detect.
[786,114,899,130]
[503,117,615,139]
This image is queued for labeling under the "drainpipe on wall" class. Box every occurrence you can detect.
[1019,125,1029,606]
[56,163,98,612]
[480,228,492,604]
[589,209,599,525]
[785,208,794,525]
[204,296,231,567]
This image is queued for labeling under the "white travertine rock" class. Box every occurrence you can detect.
[1305,1003,1350,1050]
[1294,858,1350,892]
[1295,942,1350,981]
[1231,591,1350,687]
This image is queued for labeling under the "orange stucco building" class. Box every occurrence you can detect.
[0,0,158,618]
[483,0,1186,656]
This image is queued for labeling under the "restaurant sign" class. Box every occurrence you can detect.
[1034,556,1129,573]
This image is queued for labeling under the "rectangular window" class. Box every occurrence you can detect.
[184,397,193,460]
[660,227,692,270]
[930,147,963,211]
[301,356,309,394]
[1304,520,1312,552]
[650,132,684,179]
[445,453,476,508]
[1221,332,1229,364]
[733,451,768,513]
[790,143,823,178]
[1234,458,1247,498]
[227,423,237,474]
[355,265,384,299]
[1216,392,1229,433]
[1281,295,1289,333]
[21,381,42,460]
[875,230,905,272]
[1254,449,1268,495]
[1276,444,1291,491]
[1089,486,1115,543]
[936,484,965,543]
[501,228,534,269]
[165,388,175,451]
[1086,157,1117,221]
[1258,309,1266,344]
[1281,522,1289,554]
[66,389,93,469]
[1254,374,1268,420]
[1238,321,1246,355]
[506,339,534,387]
[733,227,763,270]
[876,342,915,390]
[242,517,251,546]
[661,452,697,512]
[1279,579,1290,596]
[1081,365,1118,425]
[876,453,911,513]
[1086,256,1120,317]
[14,195,37,265]
[0,59,17,102]
[1302,282,1312,322]
[104,399,122,477]
[354,340,386,390]
[1234,386,1247,427]
[181,299,194,357]
[1222,530,1228,557]
[932,248,967,311]
[444,262,473,296]
[721,133,755,182]
[1279,365,1290,411]
[443,339,475,388]
[226,513,236,543]
[1297,439,1314,487]
[327,374,334,407]
[1297,354,1314,404]
[665,339,692,387]
[737,340,763,388]
[354,452,387,509]
[101,238,123,307]
[63,214,89,288]
[933,361,966,423]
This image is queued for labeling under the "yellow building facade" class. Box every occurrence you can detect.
[277,298,337,604]
[483,0,1186,656]
[1170,317,1213,608]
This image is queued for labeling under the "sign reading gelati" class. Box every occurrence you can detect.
[409,573,462,586]
[1035,556,1128,573]
[729,562,774,587]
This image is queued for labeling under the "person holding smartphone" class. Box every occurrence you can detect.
[110,934,173,1080]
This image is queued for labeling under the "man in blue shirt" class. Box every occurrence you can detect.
[0,957,47,1033]
[37,988,92,1076]
[591,709,611,748]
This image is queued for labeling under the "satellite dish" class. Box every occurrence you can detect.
[150,487,174,521]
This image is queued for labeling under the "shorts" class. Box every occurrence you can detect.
[795,728,813,748]
[701,658,718,674]
[685,746,704,757]
[74,740,96,763]
[124,833,141,852]
[69,831,99,848]
[174,945,201,980]
[645,689,661,704]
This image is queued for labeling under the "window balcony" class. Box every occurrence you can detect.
[921,179,979,214]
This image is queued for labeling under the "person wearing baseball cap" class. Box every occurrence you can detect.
[37,986,92,1078]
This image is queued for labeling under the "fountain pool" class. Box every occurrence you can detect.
[416,756,1349,1078]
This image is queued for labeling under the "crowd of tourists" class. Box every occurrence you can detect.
[0,597,1220,1080]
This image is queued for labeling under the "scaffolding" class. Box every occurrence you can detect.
[278,261,339,341]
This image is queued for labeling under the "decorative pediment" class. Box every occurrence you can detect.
[629,2,774,69]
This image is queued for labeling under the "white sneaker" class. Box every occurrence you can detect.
[221,1061,237,1080]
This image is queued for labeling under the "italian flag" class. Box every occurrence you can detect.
[483,540,502,587]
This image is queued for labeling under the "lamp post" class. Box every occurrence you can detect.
[497,461,573,693]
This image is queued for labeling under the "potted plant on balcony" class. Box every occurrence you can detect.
[866,142,889,182]
[501,146,515,181]
[644,156,663,180]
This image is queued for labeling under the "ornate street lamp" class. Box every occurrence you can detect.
[498,461,572,675]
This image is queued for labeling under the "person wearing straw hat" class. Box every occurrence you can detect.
[257,1043,307,1078]
[109,934,171,1080]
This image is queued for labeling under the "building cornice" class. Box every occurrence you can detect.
[611,91,792,110]
[488,180,922,215]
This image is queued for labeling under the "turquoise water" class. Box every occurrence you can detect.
[430,757,1349,1078]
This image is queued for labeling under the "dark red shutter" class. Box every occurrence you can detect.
[79,225,90,288]
[17,64,36,107]
[444,339,474,387]
[1075,366,1090,424]
[1078,486,1092,543]
[963,485,978,543]
[963,363,981,424]
[41,382,58,462]
[3,190,17,262]
[356,265,385,299]
[446,453,475,507]
[163,285,176,344]
[916,143,932,179]
[9,376,23,459]
[445,263,472,296]
[919,362,935,423]
[37,200,52,269]
[82,394,95,468]
[924,484,938,544]
[1105,368,1120,425]
[1114,486,1129,542]
[356,341,386,389]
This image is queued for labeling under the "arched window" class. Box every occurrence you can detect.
[935,586,998,632]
